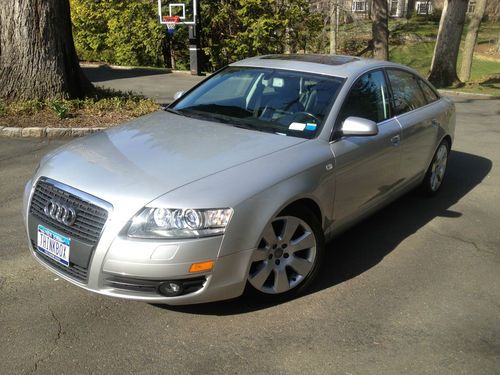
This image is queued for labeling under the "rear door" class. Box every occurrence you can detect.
[386,69,441,184]
[330,70,402,225]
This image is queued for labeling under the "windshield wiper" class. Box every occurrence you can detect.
[228,122,274,134]
[164,107,203,120]
[164,107,183,116]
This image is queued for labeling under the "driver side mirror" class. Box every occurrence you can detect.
[173,91,184,101]
[341,116,378,136]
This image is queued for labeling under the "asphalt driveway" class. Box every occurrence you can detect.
[82,65,205,104]
[0,95,499,374]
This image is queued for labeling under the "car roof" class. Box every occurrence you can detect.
[230,54,410,79]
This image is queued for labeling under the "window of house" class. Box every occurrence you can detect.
[352,1,367,12]
[415,1,433,15]
[467,0,476,13]
[390,0,399,16]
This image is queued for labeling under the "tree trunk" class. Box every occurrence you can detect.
[335,2,340,52]
[0,0,92,100]
[407,0,416,18]
[428,0,468,88]
[459,0,487,82]
[329,0,339,54]
[372,0,389,60]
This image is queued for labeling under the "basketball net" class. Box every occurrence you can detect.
[163,16,180,34]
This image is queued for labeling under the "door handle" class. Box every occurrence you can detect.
[431,119,440,127]
[391,135,400,145]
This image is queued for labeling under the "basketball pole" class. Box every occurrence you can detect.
[188,0,203,76]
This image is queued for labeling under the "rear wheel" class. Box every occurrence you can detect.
[420,139,450,196]
[246,207,324,300]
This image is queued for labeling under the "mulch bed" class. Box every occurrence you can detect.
[0,111,135,129]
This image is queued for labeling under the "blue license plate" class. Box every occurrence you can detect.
[36,225,71,267]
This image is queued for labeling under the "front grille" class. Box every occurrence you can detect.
[29,179,109,245]
[32,240,88,282]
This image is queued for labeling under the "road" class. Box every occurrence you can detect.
[82,65,205,104]
[0,95,499,374]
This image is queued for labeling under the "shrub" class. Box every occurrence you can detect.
[71,0,164,67]
[51,101,69,119]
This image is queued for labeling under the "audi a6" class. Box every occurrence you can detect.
[23,55,455,304]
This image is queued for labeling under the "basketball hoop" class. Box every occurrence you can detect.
[162,15,180,34]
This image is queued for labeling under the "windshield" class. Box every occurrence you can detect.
[171,67,344,139]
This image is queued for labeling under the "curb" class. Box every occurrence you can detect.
[438,89,498,98]
[0,127,107,138]
[80,62,197,75]
[80,62,170,73]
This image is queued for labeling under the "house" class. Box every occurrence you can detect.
[312,0,479,20]
[349,0,432,18]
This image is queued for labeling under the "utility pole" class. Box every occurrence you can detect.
[189,0,203,75]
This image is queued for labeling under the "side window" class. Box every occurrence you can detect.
[418,79,439,104]
[337,70,391,125]
[387,69,427,115]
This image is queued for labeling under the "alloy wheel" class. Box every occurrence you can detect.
[248,216,317,294]
[430,143,448,192]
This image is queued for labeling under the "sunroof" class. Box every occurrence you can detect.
[259,54,359,66]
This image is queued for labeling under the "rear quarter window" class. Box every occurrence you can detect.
[387,69,427,115]
[418,79,440,104]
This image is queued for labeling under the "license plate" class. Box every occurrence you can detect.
[37,225,71,267]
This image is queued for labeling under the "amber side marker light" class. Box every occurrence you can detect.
[189,260,214,273]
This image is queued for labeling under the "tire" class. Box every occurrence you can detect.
[420,139,450,196]
[246,206,325,302]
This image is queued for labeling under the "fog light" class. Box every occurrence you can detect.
[158,281,184,297]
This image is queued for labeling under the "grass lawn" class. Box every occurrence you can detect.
[390,42,500,80]
[390,42,500,96]
[389,20,500,96]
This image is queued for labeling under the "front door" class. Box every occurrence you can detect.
[330,70,402,225]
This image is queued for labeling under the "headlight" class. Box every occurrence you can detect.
[127,208,233,239]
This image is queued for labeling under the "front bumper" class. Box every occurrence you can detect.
[24,178,252,305]
[28,240,253,305]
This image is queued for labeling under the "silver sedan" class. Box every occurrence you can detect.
[23,55,455,305]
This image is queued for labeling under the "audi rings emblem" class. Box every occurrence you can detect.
[44,200,77,226]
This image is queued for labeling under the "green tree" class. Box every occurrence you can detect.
[372,0,389,60]
[70,0,110,61]
[459,0,488,82]
[201,0,241,69]
[285,0,324,53]
[70,0,325,71]
[428,0,469,87]
[71,0,165,67]
[201,0,324,71]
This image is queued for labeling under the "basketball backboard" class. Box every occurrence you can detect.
[158,0,196,25]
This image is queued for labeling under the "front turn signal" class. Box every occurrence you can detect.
[189,260,214,273]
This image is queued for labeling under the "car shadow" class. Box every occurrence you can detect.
[82,65,170,83]
[153,150,492,315]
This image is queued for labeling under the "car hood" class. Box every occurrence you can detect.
[37,111,306,208]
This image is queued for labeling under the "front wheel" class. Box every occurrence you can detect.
[420,139,450,196]
[246,207,324,301]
